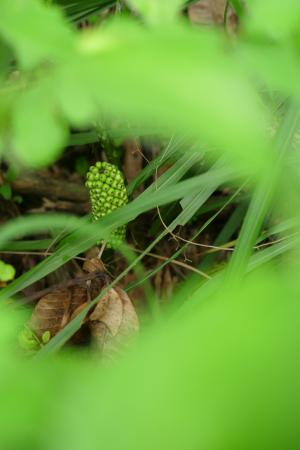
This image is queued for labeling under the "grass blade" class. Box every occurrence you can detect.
[226,100,300,281]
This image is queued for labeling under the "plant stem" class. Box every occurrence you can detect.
[97,242,107,259]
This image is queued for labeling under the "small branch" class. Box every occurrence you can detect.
[132,247,211,280]
[11,172,89,202]
[97,242,107,259]
[25,271,110,302]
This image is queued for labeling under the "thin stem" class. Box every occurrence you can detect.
[97,242,106,259]
[131,248,211,280]
[223,1,229,28]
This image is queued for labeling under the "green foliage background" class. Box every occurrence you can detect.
[1,0,300,448]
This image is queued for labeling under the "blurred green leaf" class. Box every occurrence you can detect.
[226,100,300,281]
[240,41,300,96]
[55,20,270,174]
[229,0,243,17]
[0,0,74,68]
[127,0,185,25]
[12,85,67,167]
[1,239,52,251]
[0,260,15,282]
[0,183,12,200]
[246,0,300,38]
[0,38,13,78]
[40,268,300,450]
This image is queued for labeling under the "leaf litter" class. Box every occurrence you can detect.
[24,257,139,359]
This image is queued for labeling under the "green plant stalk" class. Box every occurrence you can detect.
[226,100,300,282]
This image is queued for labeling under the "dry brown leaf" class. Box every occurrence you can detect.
[90,289,123,335]
[68,285,86,315]
[70,302,89,322]
[119,272,145,310]
[115,287,140,336]
[188,0,217,25]
[27,256,139,356]
[188,0,238,32]
[29,289,71,339]
[89,287,139,358]
[28,257,108,342]
[82,257,106,274]
[69,301,91,345]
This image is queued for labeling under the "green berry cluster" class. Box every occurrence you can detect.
[85,161,128,248]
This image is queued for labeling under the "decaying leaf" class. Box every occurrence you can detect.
[89,286,139,359]
[69,285,87,316]
[27,257,108,339]
[29,289,71,339]
[26,256,139,357]
[69,301,91,345]
[82,258,109,301]
[82,257,106,274]
[90,288,123,336]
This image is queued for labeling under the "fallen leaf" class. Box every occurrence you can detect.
[29,289,71,339]
[28,258,107,341]
[89,287,139,358]
[115,287,140,336]
[82,257,106,274]
[69,285,86,314]
[26,257,138,356]
[90,289,123,336]
[188,0,216,25]
[188,0,238,32]
[69,301,91,345]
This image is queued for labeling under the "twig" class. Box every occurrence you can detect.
[131,247,211,280]
[25,270,110,302]
[97,242,107,259]
[10,172,89,202]
[0,250,87,261]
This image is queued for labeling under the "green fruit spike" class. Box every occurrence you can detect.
[86,162,128,248]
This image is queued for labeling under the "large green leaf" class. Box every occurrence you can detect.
[127,0,185,25]
[245,0,300,38]
[0,0,74,68]
[12,85,67,167]
[56,20,269,174]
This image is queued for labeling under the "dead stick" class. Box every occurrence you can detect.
[11,172,89,202]
[27,271,110,302]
